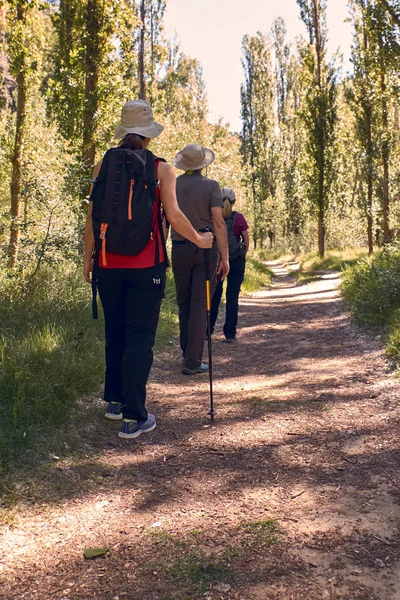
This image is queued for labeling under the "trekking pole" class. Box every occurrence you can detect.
[200,226,215,422]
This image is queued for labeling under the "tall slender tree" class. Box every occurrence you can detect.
[241,32,277,248]
[296,0,338,256]
[51,0,122,202]
[7,0,40,266]
[272,18,305,240]
[348,0,378,254]
[138,0,146,98]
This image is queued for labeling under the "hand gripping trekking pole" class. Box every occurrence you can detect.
[200,226,215,422]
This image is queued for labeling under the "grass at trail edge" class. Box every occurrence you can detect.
[242,256,273,292]
[340,244,400,364]
[293,248,369,285]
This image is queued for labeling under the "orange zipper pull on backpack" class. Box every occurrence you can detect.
[100,223,108,266]
[128,180,134,220]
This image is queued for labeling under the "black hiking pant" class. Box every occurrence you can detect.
[172,241,219,369]
[210,256,246,340]
[97,265,166,421]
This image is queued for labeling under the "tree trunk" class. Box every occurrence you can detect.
[367,213,373,255]
[380,71,390,243]
[318,212,325,257]
[59,0,73,68]
[366,162,374,254]
[82,0,100,202]
[9,1,27,268]
[363,11,374,256]
[138,0,146,100]
[313,0,326,259]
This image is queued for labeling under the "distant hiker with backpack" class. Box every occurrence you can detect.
[83,100,213,439]
[209,187,249,343]
[172,144,229,375]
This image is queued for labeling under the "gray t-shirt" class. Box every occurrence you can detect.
[171,173,223,241]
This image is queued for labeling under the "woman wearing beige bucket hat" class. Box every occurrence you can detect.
[171,143,229,376]
[83,100,213,440]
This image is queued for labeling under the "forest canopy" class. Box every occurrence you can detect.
[0,0,399,270]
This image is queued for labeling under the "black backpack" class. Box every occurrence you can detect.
[90,147,166,319]
[91,147,165,260]
[226,211,245,260]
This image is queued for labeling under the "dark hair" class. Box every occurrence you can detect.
[119,133,146,150]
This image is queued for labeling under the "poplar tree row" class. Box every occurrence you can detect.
[240,0,400,256]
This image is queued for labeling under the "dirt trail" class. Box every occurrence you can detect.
[1,262,400,600]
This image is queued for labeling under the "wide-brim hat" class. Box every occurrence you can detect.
[173,143,215,171]
[221,187,236,203]
[114,99,164,139]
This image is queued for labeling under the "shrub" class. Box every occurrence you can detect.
[341,246,400,326]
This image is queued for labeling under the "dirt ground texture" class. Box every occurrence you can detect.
[1,261,400,600]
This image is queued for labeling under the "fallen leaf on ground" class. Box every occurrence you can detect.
[83,548,110,559]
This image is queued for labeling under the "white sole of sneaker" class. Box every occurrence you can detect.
[104,412,123,420]
[118,422,156,439]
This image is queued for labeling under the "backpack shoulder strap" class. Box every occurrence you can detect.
[144,149,157,184]
[91,149,112,188]
[90,149,114,205]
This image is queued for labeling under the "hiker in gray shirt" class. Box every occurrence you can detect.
[172,144,229,375]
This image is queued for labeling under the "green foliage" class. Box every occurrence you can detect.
[341,245,400,325]
[0,265,104,467]
[49,0,125,148]
[347,0,400,250]
[341,244,400,363]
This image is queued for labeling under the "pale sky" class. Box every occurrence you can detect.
[164,0,353,132]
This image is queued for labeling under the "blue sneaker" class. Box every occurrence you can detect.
[104,401,123,420]
[118,414,156,439]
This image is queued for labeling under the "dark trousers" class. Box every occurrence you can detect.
[172,242,219,369]
[97,265,166,421]
[210,256,246,340]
